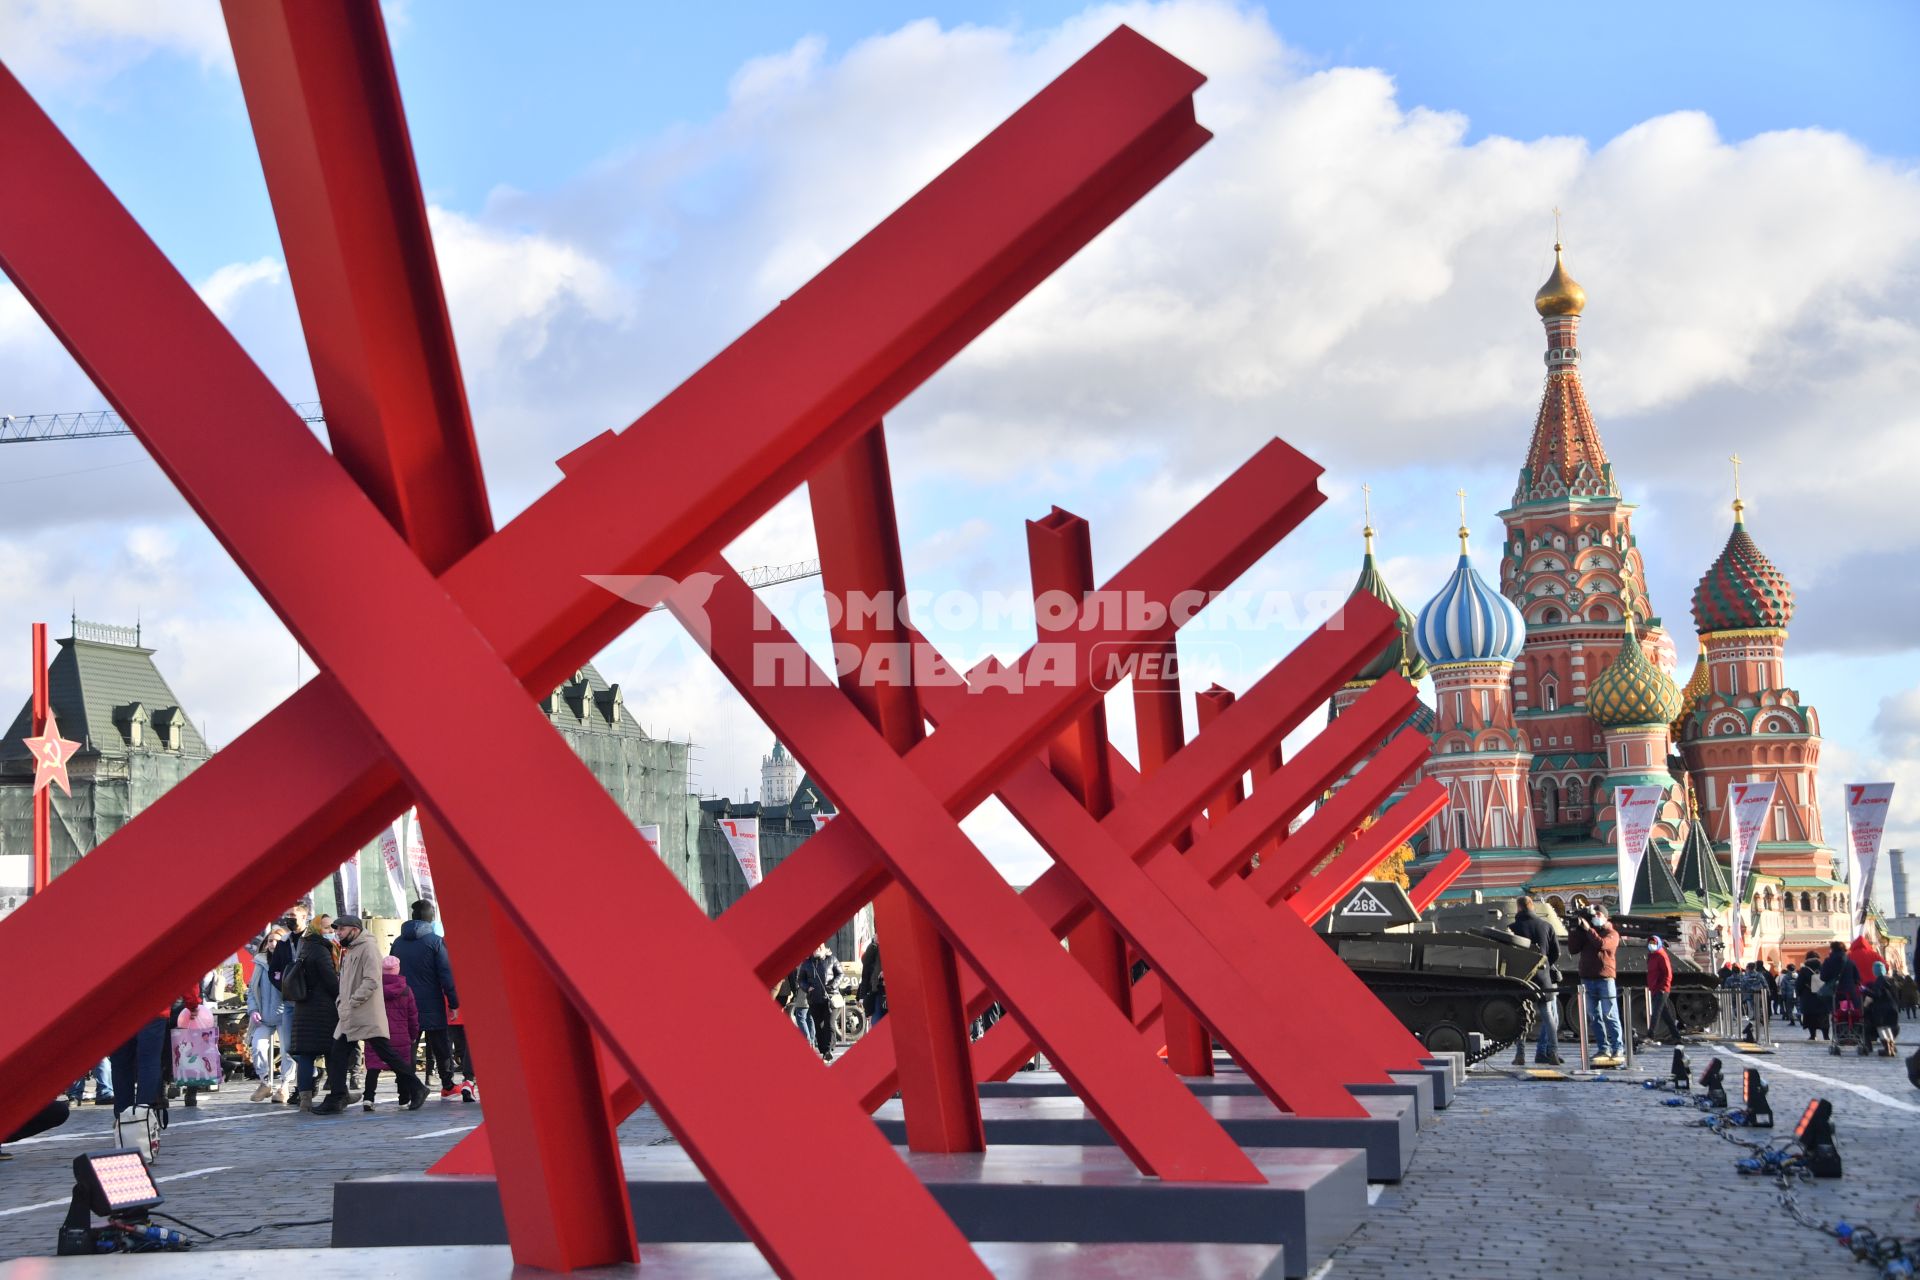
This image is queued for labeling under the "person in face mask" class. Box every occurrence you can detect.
[1644,936,1682,1045]
[312,916,427,1115]
[1566,903,1623,1066]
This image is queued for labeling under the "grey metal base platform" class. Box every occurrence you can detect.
[873,1092,1416,1182]
[333,1143,1366,1278]
[0,1241,1287,1279]
[978,1070,1434,1127]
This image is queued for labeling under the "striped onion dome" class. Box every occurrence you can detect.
[1692,511,1793,634]
[1588,619,1683,729]
[1415,545,1526,667]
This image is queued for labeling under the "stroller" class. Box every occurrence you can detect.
[1829,991,1869,1056]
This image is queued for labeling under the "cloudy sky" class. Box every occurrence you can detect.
[1,0,1916,892]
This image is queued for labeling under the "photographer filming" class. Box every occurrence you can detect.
[1566,902,1624,1067]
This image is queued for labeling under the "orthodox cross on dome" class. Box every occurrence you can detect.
[1729,453,1745,519]
[1455,487,1470,553]
[1552,205,1562,245]
[23,708,81,797]
[1362,482,1375,553]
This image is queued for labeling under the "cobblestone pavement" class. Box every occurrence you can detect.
[1327,1027,1920,1279]
[0,1083,670,1258]
[4,1028,1914,1273]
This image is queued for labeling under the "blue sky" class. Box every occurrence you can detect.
[2,0,1916,882]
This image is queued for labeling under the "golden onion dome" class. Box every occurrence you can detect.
[1670,651,1709,738]
[1534,242,1586,317]
[1588,617,1683,730]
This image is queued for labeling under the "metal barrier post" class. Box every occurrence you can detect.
[1575,984,1590,1071]
[1620,983,1634,1069]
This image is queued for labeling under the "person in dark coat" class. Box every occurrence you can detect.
[390,900,464,1096]
[1821,940,1860,1030]
[857,939,886,1026]
[363,957,421,1110]
[1510,896,1561,1063]
[288,921,341,1110]
[1863,962,1900,1055]
[1796,950,1828,1040]
[798,946,836,1061]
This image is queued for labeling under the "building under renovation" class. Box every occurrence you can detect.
[2,623,710,923]
[0,621,211,879]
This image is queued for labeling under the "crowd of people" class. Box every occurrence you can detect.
[776,939,885,1063]
[27,897,476,1143]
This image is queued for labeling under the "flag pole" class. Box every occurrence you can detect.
[30,622,48,894]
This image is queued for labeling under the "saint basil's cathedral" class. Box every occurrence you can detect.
[1336,241,1855,968]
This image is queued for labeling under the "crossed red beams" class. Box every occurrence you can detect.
[0,8,1448,1277]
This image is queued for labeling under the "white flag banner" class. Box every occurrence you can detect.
[1726,780,1778,962]
[376,824,408,915]
[811,813,836,834]
[853,903,875,958]
[1613,784,1668,916]
[638,824,662,854]
[338,854,362,918]
[406,811,438,904]
[1844,782,1896,933]
[720,817,762,888]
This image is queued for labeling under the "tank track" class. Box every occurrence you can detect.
[1350,972,1541,1065]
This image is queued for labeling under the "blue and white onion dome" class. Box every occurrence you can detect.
[1415,522,1526,667]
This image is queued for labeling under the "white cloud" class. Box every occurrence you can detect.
[196,257,283,320]
[0,0,229,87]
[1,0,1914,880]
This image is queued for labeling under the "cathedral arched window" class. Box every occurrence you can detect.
[1801,892,1813,912]
[1761,889,1774,910]
[1543,681,1559,710]
[1816,893,1829,912]
[1538,778,1560,825]
[1565,779,1584,808]
[1588,603,1612,622]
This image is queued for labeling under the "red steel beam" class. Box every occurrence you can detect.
[221,3,632,1266]
[1028,510,1130,1014]
[811,427,984,1153]
[1408,847,1473,914]
[0,26,1229,1273]
[1131,624,1210,1075]
[0,23,1210,1170]
[695,560,1375,1123]
[1283,780,1449,921]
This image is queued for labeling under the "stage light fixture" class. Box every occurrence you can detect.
[1670,1048,1690,1091]
[1741,1068,1773,1127]
[1699,1057,1727,1108]
[1794,1099,1842,1178]
[57,1149,184,1257]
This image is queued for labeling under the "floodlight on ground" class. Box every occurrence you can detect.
[1670,1048,1690,1091]
[56,1149,187,1256]
[1794,1099,1842,1178]
[1741,1068,1773,1127]
[1699,1057,1727,1109]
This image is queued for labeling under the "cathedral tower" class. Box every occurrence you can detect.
[1677,478,1832,882]
[1497,242,1676,844]
[1413,501,1537,883]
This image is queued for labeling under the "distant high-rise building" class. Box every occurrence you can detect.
[761,740,800,807]
[1890,847,1910,917]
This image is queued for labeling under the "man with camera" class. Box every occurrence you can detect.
[1565,902,1624,1066]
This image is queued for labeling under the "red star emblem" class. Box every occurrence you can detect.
[23,709,81,797]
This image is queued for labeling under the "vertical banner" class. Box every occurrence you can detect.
[1612,784,1668,916]
[1726,780,1779,963]
[1844,783,1896,934]
[812,812,836,834]
[376,824,408,915]
[406,810,438,904]
[720,817,762,888]
[853,903,875,959]
[338,853,362,917]
[638,823,662,853]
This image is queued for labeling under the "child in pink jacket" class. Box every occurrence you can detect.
[363,957,421,1111]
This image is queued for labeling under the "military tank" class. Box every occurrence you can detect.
[1319,887,1547,1064]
